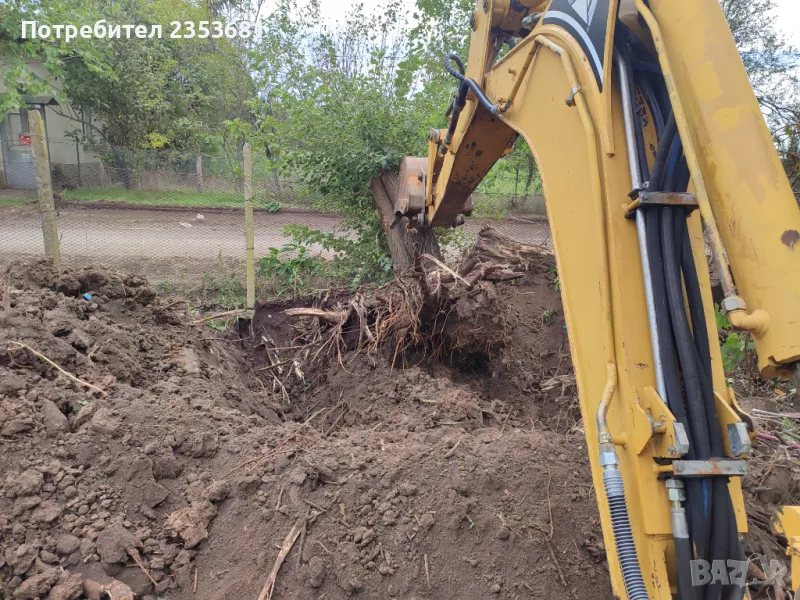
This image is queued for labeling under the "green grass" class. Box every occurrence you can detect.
[0,192,37,208]
[60,187,245,208]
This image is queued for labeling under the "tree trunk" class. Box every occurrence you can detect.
[371,170,442,271]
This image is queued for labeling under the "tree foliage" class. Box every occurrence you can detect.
[2,0,256,155]
[2,0,797,268]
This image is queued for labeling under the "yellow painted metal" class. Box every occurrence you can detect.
[488,30,678,596]
[640,0,800,378]
[414,0,800,596]
[773,506,800,595]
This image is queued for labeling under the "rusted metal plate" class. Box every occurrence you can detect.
[396,157,427,217]
[672,459,748,478]
[638,191,699,209]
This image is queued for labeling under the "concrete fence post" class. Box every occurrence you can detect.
[243,143,255,309]
[29,109,61,265]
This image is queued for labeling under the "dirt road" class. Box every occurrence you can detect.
[0,205,550,279]
[0,205,342,259]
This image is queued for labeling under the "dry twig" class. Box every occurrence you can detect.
[6,341,106,395]
[256,518,304,600]
[546,465,554,541]
[126,548,158,589]
[546,539,570,592]
[193,309,247,324]
[444,436,463,459]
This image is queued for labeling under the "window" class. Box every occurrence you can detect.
[19,109,30,135]
[81,106,92,137]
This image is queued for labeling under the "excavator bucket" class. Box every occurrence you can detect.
[395,157,427,217]
[395,156,472,228]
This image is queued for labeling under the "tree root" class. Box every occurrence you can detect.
[284,226,552,362]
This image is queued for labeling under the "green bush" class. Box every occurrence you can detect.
[257,243,326,296]
[715,303,755,373]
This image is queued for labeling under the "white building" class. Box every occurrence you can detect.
[0,60,103,189]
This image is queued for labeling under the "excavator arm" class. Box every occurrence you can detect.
[395,1,800,598]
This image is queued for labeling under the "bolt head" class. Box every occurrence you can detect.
[721,295,747,314]
[667,488,686,502]
[599,451,618,467]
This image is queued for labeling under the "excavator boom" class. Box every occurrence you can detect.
[396,1,800,598]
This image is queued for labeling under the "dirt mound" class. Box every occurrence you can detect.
[0,251,794,600]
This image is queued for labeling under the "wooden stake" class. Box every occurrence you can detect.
[29,109,61,265]
[196,152,204,191]
[243,143,255,310]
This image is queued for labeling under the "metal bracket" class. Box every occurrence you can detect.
[672,423,690,457]
[565,86,580,107]
[727,422,752,457]
[638,191,699,209]
[671,459,748,479]
[625,192,699,219]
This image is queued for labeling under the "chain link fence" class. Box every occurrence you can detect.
[0,137,551,293]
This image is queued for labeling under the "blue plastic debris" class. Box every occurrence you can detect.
[82,293,93,302]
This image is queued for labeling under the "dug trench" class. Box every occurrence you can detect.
[0,228,795,600]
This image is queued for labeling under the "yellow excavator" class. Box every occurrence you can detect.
[393,0,800,598]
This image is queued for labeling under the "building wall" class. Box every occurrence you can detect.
[0,60,103,189]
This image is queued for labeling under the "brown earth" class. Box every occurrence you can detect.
[0,255,795,600]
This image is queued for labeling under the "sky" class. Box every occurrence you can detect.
[774,0,800,48]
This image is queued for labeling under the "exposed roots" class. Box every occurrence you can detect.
[285,226,552,364]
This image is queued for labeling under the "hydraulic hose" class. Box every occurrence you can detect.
[442,53,499,147]
[647,114,677,193]
[444,52,465,80]
[627,28,748,594]
[641,78,665,138]
[603,463,650,600]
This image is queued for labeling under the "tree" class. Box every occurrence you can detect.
[0,1,110,117]
[2,0,258,161]
[249,0,458,272]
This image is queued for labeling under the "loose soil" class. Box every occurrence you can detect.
[0,253,795,600]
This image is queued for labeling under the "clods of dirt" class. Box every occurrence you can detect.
[1,257,794,600]
[0,258,607,600]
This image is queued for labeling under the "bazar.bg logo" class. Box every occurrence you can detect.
[689,555,787,588]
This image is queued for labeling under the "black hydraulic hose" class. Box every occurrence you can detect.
[638,88,715,578]
[624,49,651,183]
[676,157,691,193]
[726,501,747,600]
[633,56,746,599]
[442,52,499,145]
[675,536,698,600]
[646,204,709,588]
[677,212,746,600]
[661,135,683,193]
[647,114,677,193]
[641,78,666,139]
[662,207,712,459]
[663,206,716,564]
[680,225,714,417]
[444,52,465,80]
